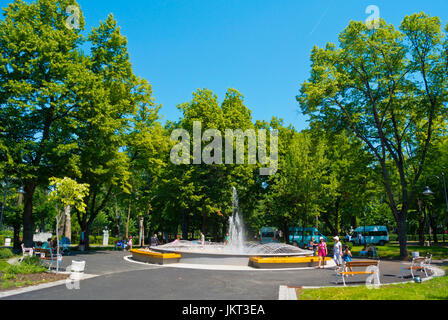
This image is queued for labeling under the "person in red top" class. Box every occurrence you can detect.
[317,237,328,269]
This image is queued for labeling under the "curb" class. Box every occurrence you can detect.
[0,274,98,299]
[278,285,298,300]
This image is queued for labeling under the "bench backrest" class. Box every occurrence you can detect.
[413,255,431,265]
[36,248,52,257]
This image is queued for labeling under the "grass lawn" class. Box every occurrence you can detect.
[0,254,68,291]
[348,243,448,260]
[296,267,448,300]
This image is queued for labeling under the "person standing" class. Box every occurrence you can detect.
[308,237,318,256]
[342,245,353,276]
[224,233,230,245]
[200,232,205,246]
[317,237,328,268]
[333,236,343,269]
[150,234,160,247]
[127,236,133,250]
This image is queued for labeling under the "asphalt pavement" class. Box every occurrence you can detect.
[1,250,418,300]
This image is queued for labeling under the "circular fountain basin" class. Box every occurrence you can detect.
[147,241,314,266]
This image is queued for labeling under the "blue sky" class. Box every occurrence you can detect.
[65,0,448,129]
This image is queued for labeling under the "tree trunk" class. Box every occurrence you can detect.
[213,219,218,242]
[335,200,341,236]
[114,195,121,238]
[396,214,408,259]
[13,222,21,251]
[126,198,131,239]
[322,212,337,235]
[182,210,189,240]
[202,212,207,235]
[139,216,144,247]
[428,213,438,244]
[283,220,290,244]
[64,205,71,241]
[22,182,36,247]
[417,199,425,246]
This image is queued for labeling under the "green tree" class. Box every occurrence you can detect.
[71,14,161,249]
[298,14,448,258]
[0,0,87,246]
[49,177,89,266]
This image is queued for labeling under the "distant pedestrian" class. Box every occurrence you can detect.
[308,237,318,256]
[333,236,343,269]
[224,233,230,245]
[150,234,160,247]
[128,236,133,250]
[317,237,328,269]
[200,232,205,246]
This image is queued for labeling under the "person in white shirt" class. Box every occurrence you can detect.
[200,232,205,246]
[333,236,343,269]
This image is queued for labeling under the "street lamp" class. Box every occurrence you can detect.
[423,173,448,240]
[423,186,435,197]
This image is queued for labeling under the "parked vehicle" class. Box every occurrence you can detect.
[350,226,389,246]
[260,227,279,244]
[289,227,327,248]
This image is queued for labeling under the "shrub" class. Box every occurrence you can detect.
[8,257,47,274]
[0,248,14,260]
[21,256,42,267]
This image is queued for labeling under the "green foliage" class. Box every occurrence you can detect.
[298,13,448,257]
[1,2,448,252]
[0,248,14,260]
[49,177,90,213]
[0,258,47,275]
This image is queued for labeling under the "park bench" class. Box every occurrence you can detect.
[335,260,380,286]
[35,248,63,270]
[20,243,34,262]
[400,254,432,279]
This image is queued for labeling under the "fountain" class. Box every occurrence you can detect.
[228,186,246,253]
[131,187,320,268]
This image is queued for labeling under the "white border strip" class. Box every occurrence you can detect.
[0,274,98,299]
[278,285,298,300]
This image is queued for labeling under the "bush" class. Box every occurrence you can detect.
[0,248,14,259]
[21,256,43,267]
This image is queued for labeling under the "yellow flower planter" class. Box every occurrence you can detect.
[130,249,181,265]
[249,256,332,269]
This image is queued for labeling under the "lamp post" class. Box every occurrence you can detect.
[422,173,448,242]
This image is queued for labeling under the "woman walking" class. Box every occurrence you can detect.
[317,237,328,269]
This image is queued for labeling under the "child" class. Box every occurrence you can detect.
[317,237,328,269]
[343,245,353,276]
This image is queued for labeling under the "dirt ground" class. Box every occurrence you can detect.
[0,272,69,292]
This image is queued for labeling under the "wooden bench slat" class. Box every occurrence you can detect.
[338,271,375,275]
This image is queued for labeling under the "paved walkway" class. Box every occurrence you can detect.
[0,251,435,300]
